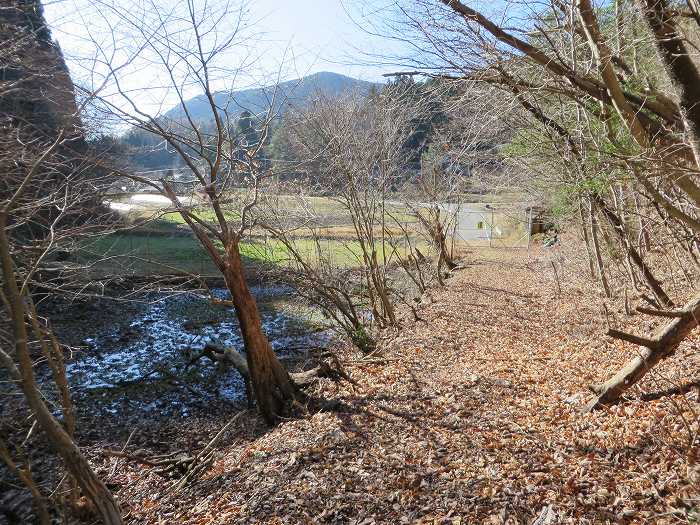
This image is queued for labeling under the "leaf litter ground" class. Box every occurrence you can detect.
[89,247,700,524]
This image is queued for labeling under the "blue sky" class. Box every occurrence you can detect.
[41,0,525,120]
[42,0,412,118]
[225,0,395,81]
[44,0,402,84]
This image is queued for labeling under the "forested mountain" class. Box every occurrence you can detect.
[0,0,81,137]
[1,0,97,243]
[121,71,379,171]
[165,71,379,123]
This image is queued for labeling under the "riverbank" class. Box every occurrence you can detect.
[46,284,333,421]
[0,278,336,521]
[4,245,699,523]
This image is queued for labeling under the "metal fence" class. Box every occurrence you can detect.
[451,204,533,249]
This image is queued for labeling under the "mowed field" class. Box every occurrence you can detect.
[79,192,528,277]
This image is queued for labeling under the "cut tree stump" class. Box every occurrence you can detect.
[586,291,700,411]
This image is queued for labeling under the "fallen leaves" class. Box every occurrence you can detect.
[82,247,700,524]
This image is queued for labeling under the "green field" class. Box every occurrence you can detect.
[77,228,421,277]
[120,193,416,239]
[78,232,219,276]
[86,192,459,277]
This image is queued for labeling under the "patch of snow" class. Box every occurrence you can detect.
[63,286,336,416]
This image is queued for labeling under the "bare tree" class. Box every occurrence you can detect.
[261,212,377,353]
[1,193,122,525]
[76,0,303,422]
[279,89,428,329]
[0,2,123,522]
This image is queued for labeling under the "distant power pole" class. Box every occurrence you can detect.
[526,207,533,253]
[485,204,494,247]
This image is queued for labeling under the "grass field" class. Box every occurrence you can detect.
[93,191,522,277]
[120,193,417,240]
[77,227,419,277]
[87,193,428,276]
[78,233,219,276]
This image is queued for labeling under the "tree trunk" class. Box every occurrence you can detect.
[203,342,344,389]
[587,291,700,410]
[0,217,123,525]
[417,208,457,270]
[593,195,673,307]
[589,200,612,297]
[632,191,651,253]
[579,198,597,279]
[222,241,298,424]
[0,438,50,525]
[638,0,700,162]
[432,215,458,271]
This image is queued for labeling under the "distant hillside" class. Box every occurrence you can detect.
[164,71,379,122]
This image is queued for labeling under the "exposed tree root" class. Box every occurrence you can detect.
[190,343,356,408]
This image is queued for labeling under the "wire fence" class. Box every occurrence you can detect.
[451,205,534,249]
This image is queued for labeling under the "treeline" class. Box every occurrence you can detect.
[113,76,503,193]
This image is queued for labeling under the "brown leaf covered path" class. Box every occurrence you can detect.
[120,248,700,524]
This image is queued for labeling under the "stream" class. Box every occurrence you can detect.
[52,284,334,419]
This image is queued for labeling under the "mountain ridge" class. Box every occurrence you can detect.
[164,71,380,122]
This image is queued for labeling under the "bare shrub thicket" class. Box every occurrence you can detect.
[262,87,461,349]
[373,0,700,408]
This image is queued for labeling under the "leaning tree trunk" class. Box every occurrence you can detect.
[0,218,123,525]
[589,201,612,298]
[222,241,298,423]
[593,195,673,307]
[587,291,700,410]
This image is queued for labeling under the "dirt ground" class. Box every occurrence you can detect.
[5,245,699,524]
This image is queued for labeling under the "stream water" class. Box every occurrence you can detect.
[55,285,334,418]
